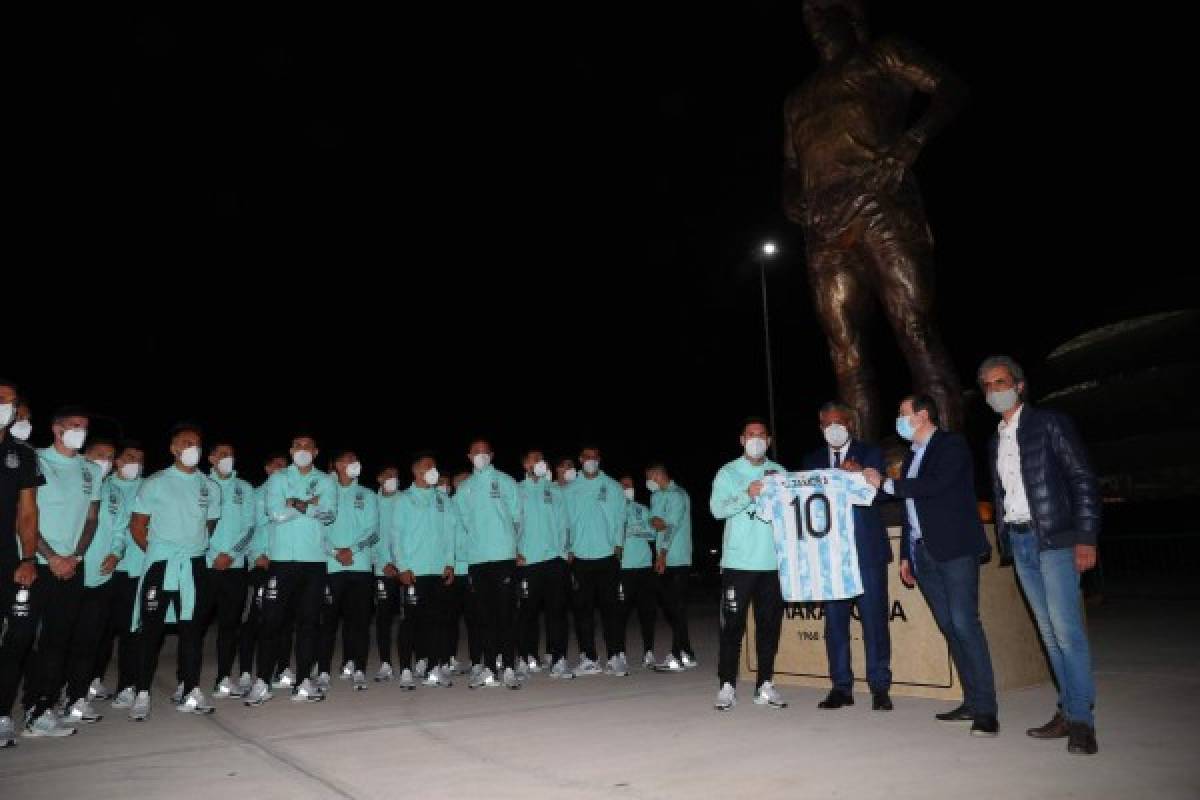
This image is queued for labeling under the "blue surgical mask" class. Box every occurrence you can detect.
[895,415,915,441]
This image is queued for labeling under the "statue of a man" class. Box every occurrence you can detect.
[784,0,968,439]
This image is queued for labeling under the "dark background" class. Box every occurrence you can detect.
[8,4,1191,561]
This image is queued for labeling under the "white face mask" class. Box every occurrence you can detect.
[346,461,362,479]
[743,437,768,460]
[0,403,13,427]
[823,423,850,449]
[645,479,660,493]
[10,419,32,441]
[471,453,491,471]
[180,446,202,468]
[217,456,235,476]
[62,428,87,452]
[92,460,113,478]
[623,487,635,501]
[423,467,440,486]
[119,463,142,481]
[532,460,548,478]
[986,388,1020,414]
[562,468,577,483]
[582,459,599,475]
[292,450,314,468]
[382,477,399,494]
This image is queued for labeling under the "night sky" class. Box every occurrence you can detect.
[9,4,1189,555]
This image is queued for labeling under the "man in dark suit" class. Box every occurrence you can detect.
[801,401,893,712]
[863,394,999,737]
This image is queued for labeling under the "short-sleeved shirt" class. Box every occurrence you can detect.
[36,447,102,565]
[133,466,222,557]
[1,434,46,564]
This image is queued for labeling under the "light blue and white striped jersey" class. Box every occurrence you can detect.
[756,470,877,602]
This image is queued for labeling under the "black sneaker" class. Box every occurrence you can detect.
[935,703,974,723]
[1067,722,1098,755]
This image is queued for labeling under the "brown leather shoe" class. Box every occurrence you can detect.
[1067,722,1099,755]
[1026,711,1069,739]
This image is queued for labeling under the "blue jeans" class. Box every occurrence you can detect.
[913,542,997,716]
[1010,532,1095,726]
[825,560,891,693]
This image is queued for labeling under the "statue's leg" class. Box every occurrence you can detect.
[862,215,964,431]
[807,245,880,440]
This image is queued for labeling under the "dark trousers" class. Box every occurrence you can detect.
[617,567,657,656]
[318,571,372,674]
[397,575,448,670]
[239,567,267,677]
[657,565,693,659]
[195,565,248,683]
[571,556,622,661]
[825,560,892,693]
[446,575,480,665]
[374,576,401,666]
[913,542,998,716]
[62,581,114,704]
[1,566,85,717]
[137,557,211,695]
[516,558,568,662]
[470,560,517,671]
[0,557,13,631]
[256,561,326,684]
[94,572,140,691]
[717,568,784,689]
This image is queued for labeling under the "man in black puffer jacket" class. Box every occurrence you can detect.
[979,355,1100,756]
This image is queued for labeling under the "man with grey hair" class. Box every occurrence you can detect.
[978,356,1100,755]
[800,401,893,711]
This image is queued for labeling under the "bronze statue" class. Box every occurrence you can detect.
[783,0,967,439]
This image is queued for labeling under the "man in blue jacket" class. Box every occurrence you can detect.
[979,356,1099,755]
[801,401,893,712]
[864,394,998,737]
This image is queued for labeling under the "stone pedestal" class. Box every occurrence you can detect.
[742,525,1050,698]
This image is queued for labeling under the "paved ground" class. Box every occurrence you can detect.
[2,592,1198,800]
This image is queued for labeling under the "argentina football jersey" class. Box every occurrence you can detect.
[756,470,877,602]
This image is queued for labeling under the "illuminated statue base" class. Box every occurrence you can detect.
[742,525,1050,699]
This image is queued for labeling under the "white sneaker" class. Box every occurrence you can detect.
[468,663,484,682]
[65,698,103,724]
[353,670,369,691]
[526,655,543,674]
[575,656,601,676]
[469,667,497,689]
[340,660,356,680]
[291,678,326,703]
[437,666,454,688]
[177,688,216,715]
[238,672,254,694]
[398,668,416,691]
[414,658,429,681]
[374,662,394,683]
[422,668,443,688]
[605,654,629,677]
[541,654,554,670]
[243,679,273,707]
[753,681,787,709]
[88,678,113,701]
[271,668,296,691]
[654,655,685,673]
[502,667,522,690]
[214,677,241,699]
[171,682,185,704]
[715,682,736,712]
[0,715,15,748]
[681,652,698,670]
[549,657,576,680]
[642,651,656,669]
[514,658,530,681]
[129,691,152,722]
[111,687,136,709]
[23,710,77,737]
[316,672,332,692]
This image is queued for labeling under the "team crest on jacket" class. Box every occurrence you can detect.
[354,492,365,510]
[543,488,552,504]
[307,479,318,495]
[597,486,607,502]
[435,494,445,512]
[108,490,120,515]
[199,485,210,509]
[490,480,500,499]
[82,465,94,495]
[233,486,244,505]
[4,451,18,469]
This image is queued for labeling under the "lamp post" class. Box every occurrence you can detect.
[758,241,779,459]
